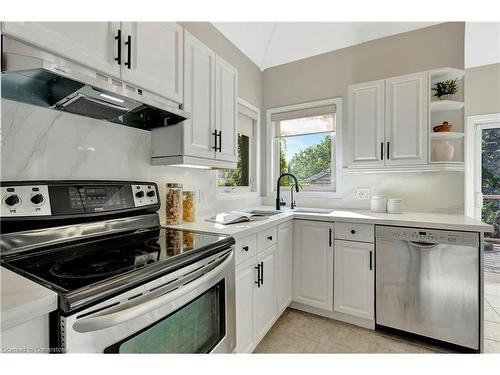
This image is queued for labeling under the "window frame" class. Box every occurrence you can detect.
[216,98,260,200]
[266,97,343,198]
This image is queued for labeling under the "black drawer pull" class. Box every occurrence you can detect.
[242,246,249,252]
[254,264,261,288]
[259,261,264,285]
[369,250,373,271]
[267,235,273,241]
[125,35,131,69]
[350,229,356,234]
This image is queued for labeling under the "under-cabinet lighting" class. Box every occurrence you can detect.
[99,93,125,103]
[170,164,212,170]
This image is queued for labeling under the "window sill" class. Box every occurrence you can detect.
[269,190,343,199]
[216,189,260,200]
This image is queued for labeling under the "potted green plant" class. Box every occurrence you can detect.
[432,79,459,100]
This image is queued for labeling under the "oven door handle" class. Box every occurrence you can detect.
[72,251,233,333]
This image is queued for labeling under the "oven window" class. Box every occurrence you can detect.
[104,280,225,353]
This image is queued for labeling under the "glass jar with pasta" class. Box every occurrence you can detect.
[183,190,196,222]
[165,183,183,225]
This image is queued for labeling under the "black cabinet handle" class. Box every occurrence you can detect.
[369,250,373,271]
[212,130,218,150]
[380,142,384,160]
[254,264,261,288]
[259,261,264,285]
[267,235,273,241]
[329,228,332,247]
[115,29,121,65]
[242,246,249,252]
[217,131,222,152]
[125,35,131,69]
[387,141,390,160]
[350,229,356,235]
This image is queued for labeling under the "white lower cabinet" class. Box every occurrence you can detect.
[334,240,374,320]
[234,232,278,353]
[293,220,334,311]
[253,245,277,343]
[235,258,256,353]
[277,221,293,314]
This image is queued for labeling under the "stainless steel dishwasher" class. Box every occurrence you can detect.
[375,226,480,350]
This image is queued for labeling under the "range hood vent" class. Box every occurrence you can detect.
[1,36,190,130]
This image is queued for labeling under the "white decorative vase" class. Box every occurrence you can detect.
[433,141,455,161]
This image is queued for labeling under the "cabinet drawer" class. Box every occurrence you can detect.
[235,234,257,265]
[335,222,374,243]
[257,226,278,252]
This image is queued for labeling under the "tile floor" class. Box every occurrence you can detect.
[254,308,448,354]
[254,293,500,354]
[484,272,500,353]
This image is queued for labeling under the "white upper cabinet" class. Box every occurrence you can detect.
[385,72,428,165]
[1,22,121,78]
[120,22,183,103]
[348,71,428,169]
[334,240,374,320]
[215,55,238,163]
[293,220,334,311]
[348,80,385,167]
[183,31,216,159]
[277,221,293,314]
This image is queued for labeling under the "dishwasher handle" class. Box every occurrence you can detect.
[408,241,439,249]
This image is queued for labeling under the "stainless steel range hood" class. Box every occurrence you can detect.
[1,36,190,130]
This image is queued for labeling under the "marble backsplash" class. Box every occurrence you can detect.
[0,99,260,222]
[1,99,464,217]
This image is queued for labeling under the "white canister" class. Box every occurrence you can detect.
[370,196,387,213]
[387,198,403,214]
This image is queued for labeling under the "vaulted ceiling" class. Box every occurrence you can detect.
[212,22,440,70]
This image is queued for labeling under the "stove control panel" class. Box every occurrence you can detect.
[1,185,52,217]
[132,184,158,207]
[1,181,160,219]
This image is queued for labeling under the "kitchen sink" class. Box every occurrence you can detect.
[292,207,335,214]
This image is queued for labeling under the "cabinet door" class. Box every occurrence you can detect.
[235,258,257,353]
[334,240,374,320]
[253,245,277,343]
[120,22,183,103]
[385,72,428,165]
[293,220,334,311]
[277,221,293,314]
[348,80,385,167]
[183,31,216,159]
[214,55,238,163]
[2,22,120,77]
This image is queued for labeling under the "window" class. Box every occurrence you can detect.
[218,100,259,194]
[269,98,342,195]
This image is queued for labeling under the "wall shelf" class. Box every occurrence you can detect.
[430,100,465,112]
[429,67,465,82]
[430,132,465,140]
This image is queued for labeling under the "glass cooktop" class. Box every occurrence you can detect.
[3,228,232,293]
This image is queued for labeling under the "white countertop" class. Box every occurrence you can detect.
[1,267,58,331]
[164,206,493,239]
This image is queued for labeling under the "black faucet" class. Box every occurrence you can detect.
[276,173,300,210]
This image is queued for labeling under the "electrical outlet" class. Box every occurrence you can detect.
[198,190,205,203]
[356,188,370,200]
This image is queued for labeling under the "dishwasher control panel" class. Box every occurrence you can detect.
[377,226,479,247]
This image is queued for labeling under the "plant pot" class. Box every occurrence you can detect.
[438,94,453,100]
[433,141,455,161]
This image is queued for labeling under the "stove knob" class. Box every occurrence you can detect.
[135,191,145,198]
[146,190,156,198]
[4,194,20,206]
[31,193,45,205]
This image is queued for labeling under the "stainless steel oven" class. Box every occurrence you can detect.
[63,247,235,353]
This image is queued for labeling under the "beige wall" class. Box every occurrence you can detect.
[465,63,500,116]
[261,22,466,213]
[180,22,262,108]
